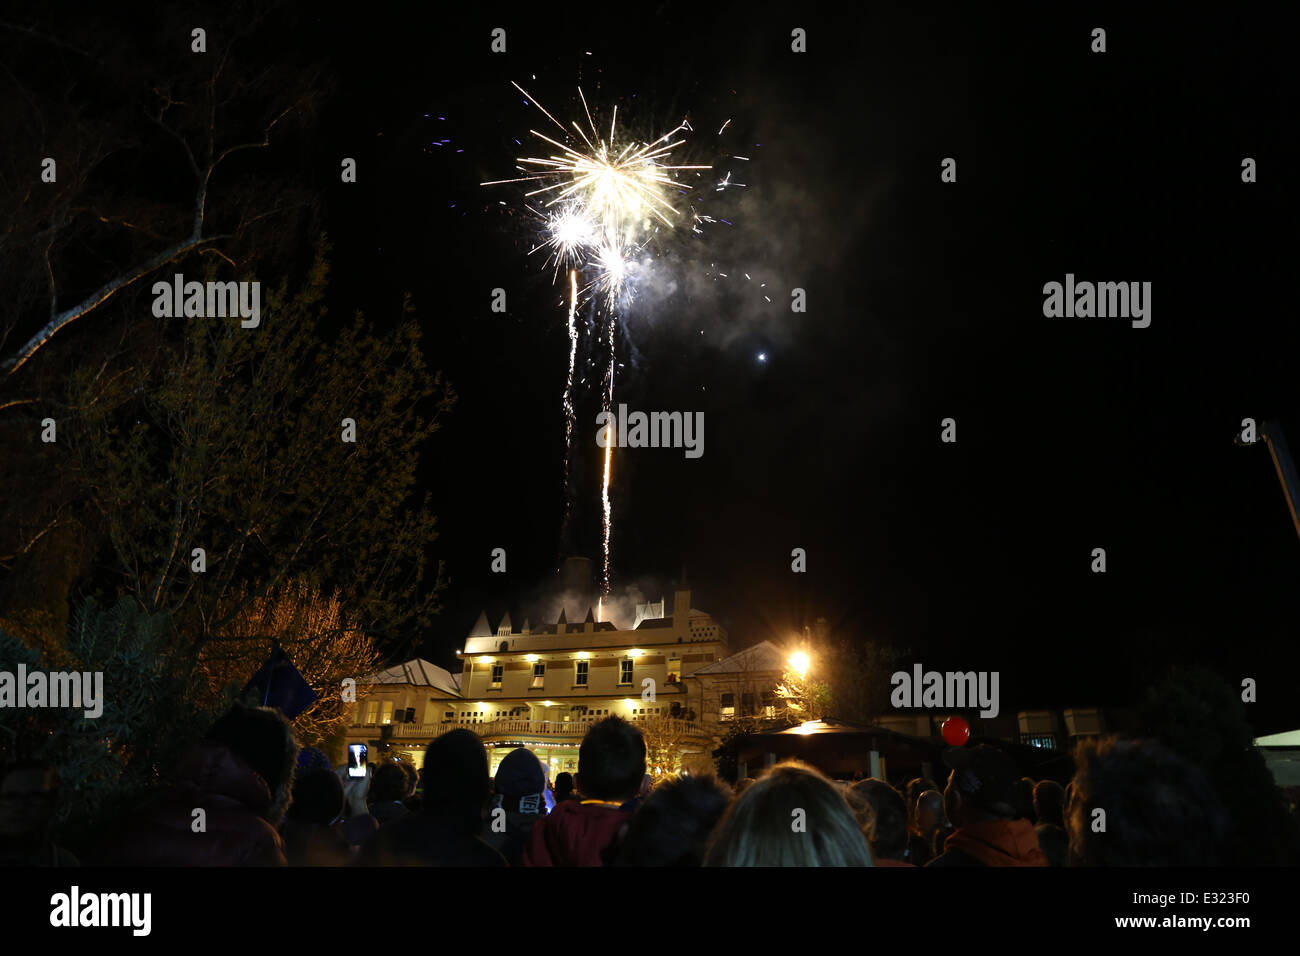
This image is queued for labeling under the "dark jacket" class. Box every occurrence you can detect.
[361,811,506,867]
[520,800,630,867]
[926,819,1048,867]
[370,801,410,826]
[280,817,351,867]
[481,808,542,867]
[94,741,287,866]
[905,830,935,866]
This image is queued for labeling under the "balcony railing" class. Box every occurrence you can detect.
[368,717,705,741]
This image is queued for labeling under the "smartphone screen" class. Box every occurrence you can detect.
[348,743,368,777]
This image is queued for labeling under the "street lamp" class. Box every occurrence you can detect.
[789,651,810,679]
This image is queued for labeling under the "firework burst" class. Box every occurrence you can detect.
[484,81,708,308]
[483,80,717,598]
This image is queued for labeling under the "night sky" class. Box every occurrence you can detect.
[24,5,1298,731]
[320,5,1299,731]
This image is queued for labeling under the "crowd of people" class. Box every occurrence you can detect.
[1,702,1295,866]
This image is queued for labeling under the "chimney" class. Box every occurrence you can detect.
[672,588,691,623]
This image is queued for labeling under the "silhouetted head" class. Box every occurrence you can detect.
[616,774,732,866]
[942,745,1021,825]
[705,761,873,867]
[554,771,575,801]
[576,717,646,802]
[850,778,910,862]
[370,762,408,804]
[421,729,491,832]
[205,703,299,824]
[1068,736,1229,866]
[916,789,945,831]
[288,767,345,826]
[1033,779,1066,829]
[494,747,546,815]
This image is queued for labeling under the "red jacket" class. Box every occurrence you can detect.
[520,800,630,866]
[928,819,1048,867]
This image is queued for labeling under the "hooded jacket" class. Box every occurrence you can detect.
[520,799,630,867]
[926,818,1048,867]
[94,741,289,866]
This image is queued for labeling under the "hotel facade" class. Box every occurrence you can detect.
[344,587,733,779]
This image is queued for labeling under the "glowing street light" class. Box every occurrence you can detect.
[789,651,810,678]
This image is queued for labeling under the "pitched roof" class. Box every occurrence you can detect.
[366,658,460,695]
[468,611,492,638]
[691,640,786,675]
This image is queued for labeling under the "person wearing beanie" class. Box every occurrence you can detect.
[482,748,548,865]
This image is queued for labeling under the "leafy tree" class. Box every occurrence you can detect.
[774,667,831,722]
[0,1,328,650]
[68,244,453,656]
[0,596,224,850]
[640,715,692,777]
[774,635,904,725]
[822,637,906,725]
[203,577,381,747]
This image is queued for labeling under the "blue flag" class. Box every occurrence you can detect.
[242,641,318,719]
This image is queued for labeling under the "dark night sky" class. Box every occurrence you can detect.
[107,5,1299,730]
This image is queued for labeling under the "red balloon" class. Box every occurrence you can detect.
[941,716,970,747]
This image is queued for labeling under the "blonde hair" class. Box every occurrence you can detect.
[705,761,874,867]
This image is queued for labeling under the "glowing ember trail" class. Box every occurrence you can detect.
[600,310,616,597]
[560,269,579,537]
[482,79,730,598]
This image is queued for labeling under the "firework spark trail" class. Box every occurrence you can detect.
[600,309,616,597]
[482,80,724,601]
[559,269,579,540]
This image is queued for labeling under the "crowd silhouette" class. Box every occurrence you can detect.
[2,703,1298,867]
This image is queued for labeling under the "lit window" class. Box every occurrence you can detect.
[380,701,393,725]
[491,664,504,687]
[531,662,545,688]
[720,693,735,721]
